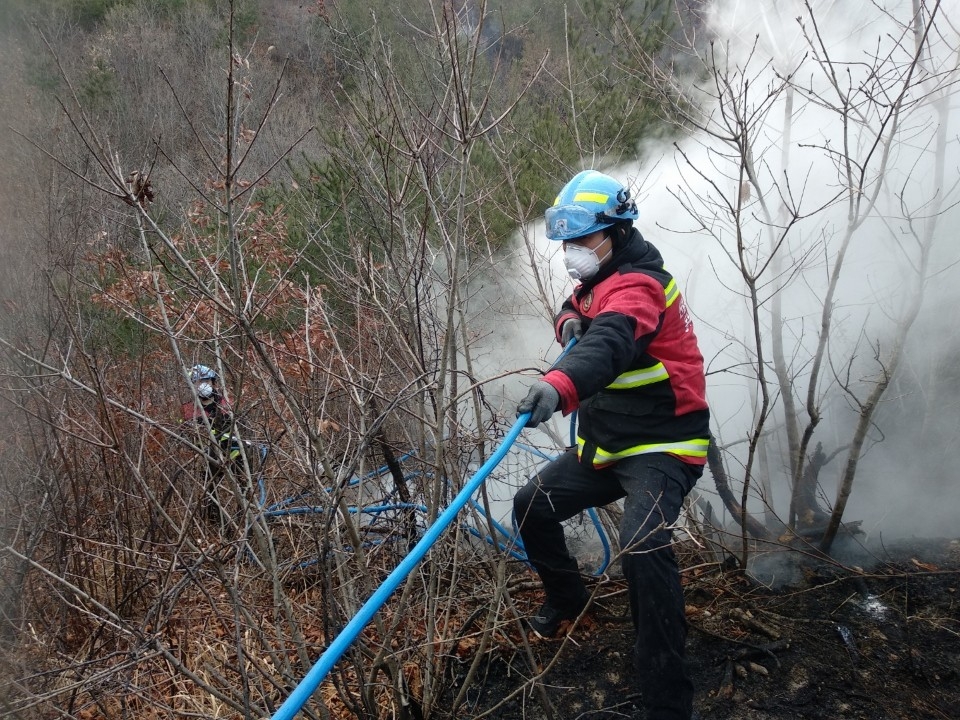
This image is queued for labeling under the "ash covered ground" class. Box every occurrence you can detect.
[454,536,960,720]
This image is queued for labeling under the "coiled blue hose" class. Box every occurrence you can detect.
[268,339,578,720]
[269,413,529,720]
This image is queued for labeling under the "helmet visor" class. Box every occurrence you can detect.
[545,204,604,241]
[190,364,217,383]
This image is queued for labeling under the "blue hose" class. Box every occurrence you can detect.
[268,339,579,719]
[268,413,530,720]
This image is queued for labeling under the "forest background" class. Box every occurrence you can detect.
[1,0,959,718]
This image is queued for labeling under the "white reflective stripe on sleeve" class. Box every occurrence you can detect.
[663,278,679,307]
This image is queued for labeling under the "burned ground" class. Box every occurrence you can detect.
[457,536,960,720]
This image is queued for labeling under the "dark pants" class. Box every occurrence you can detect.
[513,450,702,720]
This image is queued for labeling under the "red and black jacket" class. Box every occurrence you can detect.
[543,229,710,466]
[181,394,234,441]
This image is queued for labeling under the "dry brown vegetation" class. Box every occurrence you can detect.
[2,1,960,719]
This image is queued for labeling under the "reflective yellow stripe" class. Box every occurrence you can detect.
[664,278,678,307]
[573,191,610,204]
[607,363,669,389]
[578,436,710,463]
[604,276,677,389]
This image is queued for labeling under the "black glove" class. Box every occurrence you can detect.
[560,317,583,346]
[517,381,560,428]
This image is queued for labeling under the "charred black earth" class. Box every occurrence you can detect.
[457,536,960,720]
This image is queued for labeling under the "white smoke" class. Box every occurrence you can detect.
[487,0,960,541]
[648,0,960,539]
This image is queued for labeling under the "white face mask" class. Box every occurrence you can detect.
[563,237,611,281]
[196,381,215,402]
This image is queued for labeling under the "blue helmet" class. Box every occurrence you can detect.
[545,170,639,242]
[189,364,218,383]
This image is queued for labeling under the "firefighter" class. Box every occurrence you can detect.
[513,170,710,720]
[182,364,233,439]
[181,363,236,525]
